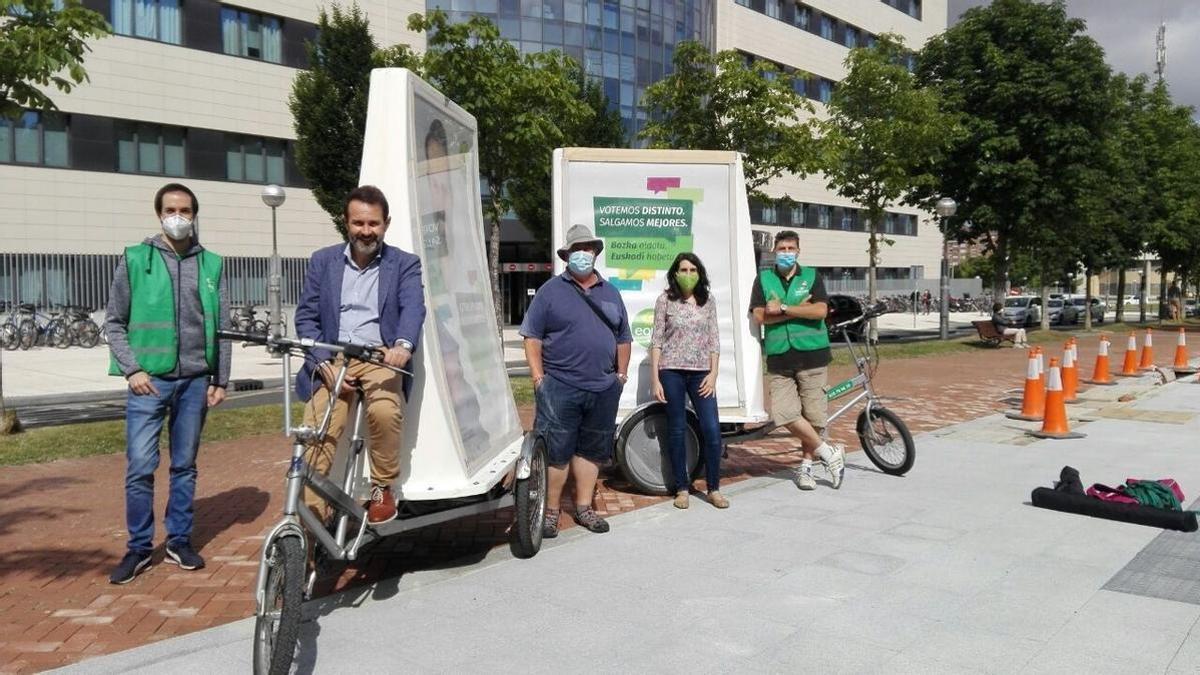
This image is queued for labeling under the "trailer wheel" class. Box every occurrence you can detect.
[615,403,701,496]
[512,435,547,558]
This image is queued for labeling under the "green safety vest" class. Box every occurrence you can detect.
[109,243,222,376]
[759,267,830,356]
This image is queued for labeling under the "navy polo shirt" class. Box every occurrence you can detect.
[520,272,632,393]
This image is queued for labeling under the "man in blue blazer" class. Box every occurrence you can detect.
[294,185,426,525]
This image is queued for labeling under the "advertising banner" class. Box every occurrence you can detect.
[553,149,767,422]
[359,69,523,499]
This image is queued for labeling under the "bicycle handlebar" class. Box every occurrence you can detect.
[829,301,890,330]
[216,330,413,376]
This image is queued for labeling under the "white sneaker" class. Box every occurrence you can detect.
[794,463,816,491]
[822,444,846,489]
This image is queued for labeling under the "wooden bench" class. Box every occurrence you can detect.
[972,320,1015,347]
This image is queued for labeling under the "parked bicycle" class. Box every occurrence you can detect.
[0,302,28,351]
[232,305,269,335]
[17,306,73,350]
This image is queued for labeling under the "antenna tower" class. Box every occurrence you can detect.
[1155,22,1166,83]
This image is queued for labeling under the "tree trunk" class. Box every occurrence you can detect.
[1083,273,1093,332]
[1158,266,1168,322]
[1115,269,1126,323]
[867,210,879,340]
[488,183,505,339]
[991,234,1008,299]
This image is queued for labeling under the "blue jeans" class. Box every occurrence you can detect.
[659,369,722,493]
[534,374,623,466]
[124,375,209,553]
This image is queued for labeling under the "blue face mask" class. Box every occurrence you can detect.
[775,252,797,270]
[568,250,595,276]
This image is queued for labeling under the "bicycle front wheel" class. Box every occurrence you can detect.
[0,324,17,351]
[856,406,915,475]
[253,535,303,675]
[74,320,101,348]
[17,320,36,350]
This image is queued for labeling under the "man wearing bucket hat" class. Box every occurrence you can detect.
[521,224,632,536]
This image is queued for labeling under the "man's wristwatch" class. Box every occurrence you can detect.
[616,372,628,383]
[780,304,790,315]
[394,339,414,352]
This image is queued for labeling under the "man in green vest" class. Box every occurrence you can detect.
[104,183,231,584]
[750,230,845,491]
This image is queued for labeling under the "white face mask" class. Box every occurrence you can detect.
[161,214,194,241]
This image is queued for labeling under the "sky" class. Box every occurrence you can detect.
[947,0,1200,114]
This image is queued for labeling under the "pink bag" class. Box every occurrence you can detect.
[1086,484,1139,504]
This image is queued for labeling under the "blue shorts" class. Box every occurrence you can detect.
[534,374,622,466]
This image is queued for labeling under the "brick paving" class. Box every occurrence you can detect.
[0,338,1131,673]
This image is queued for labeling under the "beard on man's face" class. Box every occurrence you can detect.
[352,236,379,256]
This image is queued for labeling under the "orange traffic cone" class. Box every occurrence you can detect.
[1174,328,1197,375]
[1028,358,1086,439]
[1085,335,1117,385]
[1007,350,1045,421]
[1062,341,1079,403]
[1035,347,1045,390]
[1118,332,1139,376]
[1138,329,1155,370]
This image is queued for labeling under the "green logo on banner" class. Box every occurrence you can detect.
[632,308,656,349]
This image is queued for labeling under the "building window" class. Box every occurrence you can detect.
[819,14,834,40]
[844,25,858,48]
[0,111,68,167]
[735,0,750,6]
[760,202,778,225]
[116,121,185,176]
[790,205,805,227]
[818,79,833,104]
[792,4,809,29]
[221,6,283,63]
[883,213,896,234]
[226,134,285,184]
[765,0,781,19]
[111,0,182,44]
[817,205,831,229]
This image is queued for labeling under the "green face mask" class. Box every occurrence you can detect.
[676,271,699,293]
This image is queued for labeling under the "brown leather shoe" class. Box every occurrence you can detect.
[707,491,730,509]
[366,484,397,525]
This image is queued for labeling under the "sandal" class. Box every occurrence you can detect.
[573,505,610,533]
[542,508,560,539]
[673,491,689,509]
[707,491,730,509]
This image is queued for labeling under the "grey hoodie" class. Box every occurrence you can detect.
[105,235,232,387]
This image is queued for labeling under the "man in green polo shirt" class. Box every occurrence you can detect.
[105,183,231,584]
[750,230,845,491]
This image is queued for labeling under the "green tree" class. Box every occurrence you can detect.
[915,0,1112,301]
[1,0,109,119]
[1144,83,1200,317]
[640,41,818,196]
[508,69,626,253]
[289,5,419,239]
[819,33,954,311]
[408,10,592,326]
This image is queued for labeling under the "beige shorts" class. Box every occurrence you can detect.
[768,366,828,429]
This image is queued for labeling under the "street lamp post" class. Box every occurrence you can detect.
[261,185,286,339]
[935,197,957,340]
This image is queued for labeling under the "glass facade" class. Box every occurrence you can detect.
[428,0,714,140]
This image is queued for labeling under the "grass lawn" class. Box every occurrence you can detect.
[2,379,539,467]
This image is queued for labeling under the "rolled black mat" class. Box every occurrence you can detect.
[1031,487,1198,532]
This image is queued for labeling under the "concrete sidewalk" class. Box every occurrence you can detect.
[60,376,1200,673]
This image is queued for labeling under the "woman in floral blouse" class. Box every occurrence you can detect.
[649,252,726,509]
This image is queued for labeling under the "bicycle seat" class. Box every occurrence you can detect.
[18,303,35,312]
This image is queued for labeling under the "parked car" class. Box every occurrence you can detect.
[999,296,1041,327]
[1045,298,1075,325]
[1068,296,1105,324]
[1187,299,1198,317]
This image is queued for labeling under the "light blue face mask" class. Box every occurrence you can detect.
[568,250,595,276]
[775,251,797,270]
